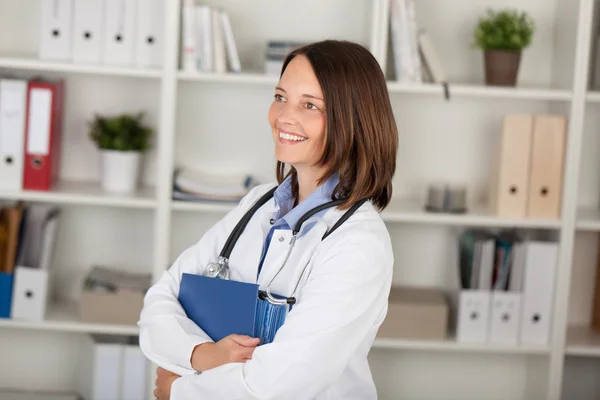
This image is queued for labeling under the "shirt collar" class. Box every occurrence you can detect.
[273,173,340,232]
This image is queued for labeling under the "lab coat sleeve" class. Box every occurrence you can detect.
[138,184,275,376]
[170,227,393,400]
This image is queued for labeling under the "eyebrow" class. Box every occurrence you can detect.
[276,87,324,102]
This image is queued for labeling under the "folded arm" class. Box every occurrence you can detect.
[170,230,393,399]
[138,185,273,376]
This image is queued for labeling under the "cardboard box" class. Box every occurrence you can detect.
[377,286,449,340]
[78,290,144,326]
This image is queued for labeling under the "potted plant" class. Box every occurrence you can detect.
[88,112,153,194]
[473,8,535,86]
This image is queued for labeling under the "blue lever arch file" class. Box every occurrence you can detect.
[0,272,13,319]
[178,273,260,342]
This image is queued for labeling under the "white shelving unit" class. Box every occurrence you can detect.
[2,0,600,399]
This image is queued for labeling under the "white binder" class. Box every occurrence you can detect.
[10,206,60,321]
[10,266,49,321]
[489,291,521,345]
[72,0,106,63]
[456,290,491,343]
[489,241,524,345]
[78,335,123,400]
[39,0,74,61]
[121,344,149,399]
[135,0,165,67]
[519,240,559,345]
[102,0,137,66]
[0,79,28,192]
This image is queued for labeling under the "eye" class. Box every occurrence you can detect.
[305,102,318,110]
[274,94,284,102]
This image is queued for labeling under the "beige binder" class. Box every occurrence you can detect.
[490,114,533,218]
[526,115,567,219]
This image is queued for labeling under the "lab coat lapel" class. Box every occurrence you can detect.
[228,202,277,284]
[257,221,329,298]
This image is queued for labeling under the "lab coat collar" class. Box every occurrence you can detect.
[272,173,340,234]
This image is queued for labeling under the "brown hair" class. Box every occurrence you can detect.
[275,40,398,211]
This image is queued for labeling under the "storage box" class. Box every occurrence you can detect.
[78,290,144,326]
[377,286,449,340]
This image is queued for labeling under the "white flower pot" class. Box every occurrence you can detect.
[100,150,141,194]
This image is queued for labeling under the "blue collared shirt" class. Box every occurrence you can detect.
[257,174,340,278]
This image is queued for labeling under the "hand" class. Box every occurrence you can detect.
[191,334,260,372]
[154,367,180,400]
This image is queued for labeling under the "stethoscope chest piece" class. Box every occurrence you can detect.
[204,256,231,280]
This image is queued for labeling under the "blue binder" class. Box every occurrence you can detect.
[0,273,13,319]
[178,273,260,342]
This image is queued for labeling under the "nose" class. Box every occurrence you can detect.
[275,101,297,126]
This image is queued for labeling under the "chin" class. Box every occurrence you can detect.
[275,148,298,165]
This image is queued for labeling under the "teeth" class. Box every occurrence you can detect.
[279,131,307,142]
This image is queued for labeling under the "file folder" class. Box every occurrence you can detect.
[0,273,12,318]
[526,115,567,219]
[0,79,28,192]
[39,0,74,61]
[178,273,259,342]
[489,114,533,218]
[23,80,65,191]
[72,0,105,64]
[135,0,164,67]
[519,240,558,345]
[102,0,137,66]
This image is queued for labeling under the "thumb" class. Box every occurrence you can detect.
[229,334,260,347]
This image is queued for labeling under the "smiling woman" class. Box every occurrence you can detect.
[272,41,398,210]
[139,39,399,400]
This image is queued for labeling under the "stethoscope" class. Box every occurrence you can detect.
[203,186,368,306]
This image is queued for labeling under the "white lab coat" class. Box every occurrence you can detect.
[138,183,394,400]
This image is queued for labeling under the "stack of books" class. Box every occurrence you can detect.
[172,167,260,203]
[264,41,308,75]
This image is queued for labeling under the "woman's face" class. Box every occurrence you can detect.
[268,55,327,174]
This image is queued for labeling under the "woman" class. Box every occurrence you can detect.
[140,39,398,400]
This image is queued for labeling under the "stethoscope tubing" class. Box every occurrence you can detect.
[207,184,370,306]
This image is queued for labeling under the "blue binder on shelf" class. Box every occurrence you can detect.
[0,273,13,318]
[178,273,260,342]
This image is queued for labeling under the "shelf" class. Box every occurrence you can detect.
[586,91,600,102]
[372,337,551,355]
[0,302,551,355]
[381,199,561,229]
[565,325,600,357]
[0,56,162,79]
[178,70,278,85]
[575,207,600,231]
[0,301,139,336]
[385,82,572,101]
[171,199,238,213]
[0,299,550,355]
[0,180,156,209]
[177,70,572,102]
[171,198,561,229]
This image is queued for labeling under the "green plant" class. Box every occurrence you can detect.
[473,9,535,51]
[89,112,153,152]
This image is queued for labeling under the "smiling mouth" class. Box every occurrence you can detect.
[279,131,308,142]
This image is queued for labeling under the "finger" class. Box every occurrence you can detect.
[231,346,258,362]
[154,388,159,398]
[229,334,260,347]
